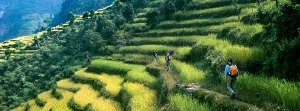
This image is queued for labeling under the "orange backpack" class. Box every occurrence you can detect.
[230,65,238,77]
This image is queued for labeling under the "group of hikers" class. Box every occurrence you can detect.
[152,50,171,72]
[152,50,238,99]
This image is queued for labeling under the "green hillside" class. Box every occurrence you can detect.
[2,0,300,111]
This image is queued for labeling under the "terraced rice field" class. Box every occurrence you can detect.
[12,0,299,110]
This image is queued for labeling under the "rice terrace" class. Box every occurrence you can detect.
[0,0,299,111]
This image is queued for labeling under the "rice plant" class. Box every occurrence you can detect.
[237,73,300,110]
[28,100,42,111]
[72,85,122,111]
[119,45,177,55]
[129,36,199,46]
[156,16,239,29]
[97,74,124,96]
[74,70,124,97]
[123,82,157,111]
[56,79,84,92]
[126,70,158,88]
[169,93,210,111]
[142,22,242,37]
[111,53,152,64]
[136,12,147,18]
[133,18,147,23]
[50,89,74,111]
[174,47,192,60]
[172,60,206,83]
[187,0,233,10]
[86,59,145,75]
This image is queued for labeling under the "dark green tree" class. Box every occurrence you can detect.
[123,3,135,21]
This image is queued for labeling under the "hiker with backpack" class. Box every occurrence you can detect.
[165,53,171,72]
[152,50,157,62]
[224,58,238,99]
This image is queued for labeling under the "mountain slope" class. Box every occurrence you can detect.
[4,0,300,111]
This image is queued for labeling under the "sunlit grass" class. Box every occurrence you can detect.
[125,23,146,29]
[156,16,239,29]
[28,100,42,111]
[119,45,177,54]
[123,82,157,111]
[56,79,85,92]
[136,13,146,18]
[143,22,243,36]
[133,18,147,23]
[196,34,265,65]
[86,59,145,75]
[49,89,73,111]
[112,53,152,60]
[174,47,192,60]
[172,60,206,83]
[126,70,158,88]
[74,70,124,97]
[37,91,53,103]
[129,36,199,46]
[73,85,122,110]
[169,93,210,111]
[237,73,300,110]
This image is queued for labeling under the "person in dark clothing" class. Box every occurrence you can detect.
[165,53,171,72]
[152,50,157,62]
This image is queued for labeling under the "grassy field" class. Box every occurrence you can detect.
[172,60,206,83]
[126,70,158,88]
[72,85,122,111]
[236,73,300,110]
[86,59,145,75]
[156,16,239,29]
[168,93,210,111]
[74,70,124,97]
[118,45,178,55]
[123,82,157,111]
[129,36,199,46]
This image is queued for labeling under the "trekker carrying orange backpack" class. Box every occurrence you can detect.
[224,58,238,99]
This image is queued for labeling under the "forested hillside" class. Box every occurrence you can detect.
[0,0,114,42]
[51,0,114,26]
[0,0,62,41]
[0,0,299,111]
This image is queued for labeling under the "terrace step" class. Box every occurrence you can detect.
[120,82,158,111]
[72,70,124,97]
[155,16,239,30]
[128,36,200,46]
[69,85,122,111]
[132,17,147,23]
[109,53,153,65]
[175,4,255,21]
[86,59,145,75]
[118,45,178,55]
[138,22,239,37]
[187,0,256,10]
